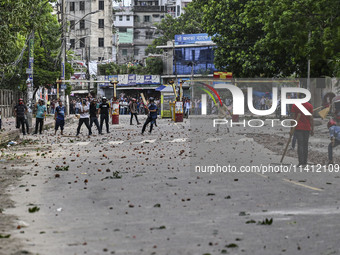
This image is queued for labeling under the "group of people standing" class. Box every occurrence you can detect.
[13,95,159,137]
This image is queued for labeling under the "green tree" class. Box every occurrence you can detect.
[200,0,340,78]
[0,0,72,90]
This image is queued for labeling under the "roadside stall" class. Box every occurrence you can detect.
[155,85,176,119]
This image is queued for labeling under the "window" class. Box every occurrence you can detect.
[79,1,85,11]
[119,28,127,32]
[70,20,75,30]
[99,0,104,10]
[177,5,180,16]
[79,38,85,48]
[98,57,104,61]
[122,49,127,56]
[70,39,75,49]
[144,16,150,22]
[134,32,139,39]
[98,19,104,28]
[79,20,85,29]
[126,15,130,21]
[119,16,123,21]
[70,2,75,11]
[134,15,140,22]
[134,49,139,56]
[98,38,104,47]
[146,31,153,39]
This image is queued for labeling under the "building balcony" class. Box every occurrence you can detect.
[133,5,166,12]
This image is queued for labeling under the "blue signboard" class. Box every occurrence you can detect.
[144,75,152,84]
[128,74,136,86]
[175,33,212,45]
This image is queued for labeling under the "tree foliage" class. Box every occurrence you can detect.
[0,0,72,90]
[200,0,340,78]
[98,57,163,75]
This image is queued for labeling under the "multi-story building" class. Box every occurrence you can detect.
[132,0,167,62]
[113,7,134,64]
[66,0,113,63]
[166,0,192,18]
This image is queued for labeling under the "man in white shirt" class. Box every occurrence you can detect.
[76,99,91,136]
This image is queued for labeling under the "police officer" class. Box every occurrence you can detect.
[99,97,111,134]
[14,99,28,135]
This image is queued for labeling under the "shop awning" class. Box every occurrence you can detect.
[155,85,174,92]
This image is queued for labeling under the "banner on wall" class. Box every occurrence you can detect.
[98,75,160,88]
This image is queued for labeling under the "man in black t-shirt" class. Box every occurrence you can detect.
[90,98,101,134]
[98,97,111,134]
[14,98,28,135]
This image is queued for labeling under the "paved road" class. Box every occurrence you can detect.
[3,115,340,255]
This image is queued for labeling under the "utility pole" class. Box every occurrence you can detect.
[60,0,67,112]
[26,31,35,127]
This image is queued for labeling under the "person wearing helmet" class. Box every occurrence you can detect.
[327,119,340,165]
[141,97,158,135]
[34,99,47,134]
[14,98,28,135]
[98,97,111,134]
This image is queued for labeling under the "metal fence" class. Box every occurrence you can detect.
[0,89,24,118]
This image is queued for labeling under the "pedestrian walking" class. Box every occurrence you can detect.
[291,94,314,166]
[90,98,101,134]
[14,98,28,135]
[54,100,65,135]
[99,97,111,134]
[34,99,47,134]
[141,97,158,135]
[327,119,340,165]
[76,99,91,136]
[129,98,141,125]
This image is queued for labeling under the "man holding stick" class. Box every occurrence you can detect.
[141,97,157,135]
[291,94,314,167]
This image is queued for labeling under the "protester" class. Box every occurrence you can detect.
[291,94,314,166]
[99,97,110,134]
[90,98,101,134]
[327,119,340,165]
[14,98,28,135]
[54,100,65,135]
[76,99,91,136]
[34,99,47,135]
[141,97,158,135]
[184,99,190,118]
[129,98,141,125]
